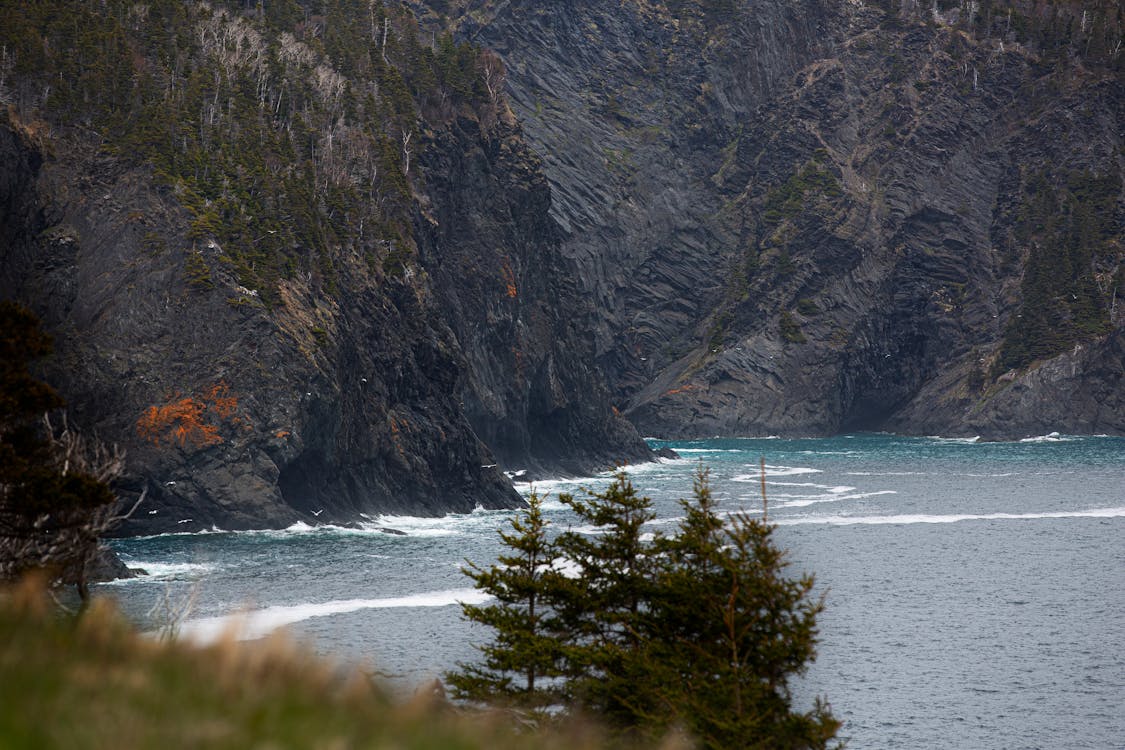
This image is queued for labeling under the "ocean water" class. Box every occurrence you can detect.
[99,434,1125,749]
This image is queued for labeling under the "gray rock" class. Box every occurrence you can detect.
[465,0,1123,439]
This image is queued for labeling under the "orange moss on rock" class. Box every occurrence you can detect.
[206,381,239,420]
[500,260,518,299]
[137,381,245,449]
[137,397,222,448]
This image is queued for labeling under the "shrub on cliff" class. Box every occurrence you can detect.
[449,470,840,749]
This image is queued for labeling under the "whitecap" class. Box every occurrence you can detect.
[1019,432,1072,443]
[101,561,217,583]
[365,514,481,537]
[623,457,693,474]
[845,471,930,476]
[128,527,230,541]
[172,588,492,644]
[774,490,897,508]
[731,465,822,481]
[776,507,1125,526]
[767,482,856,493]
[514,476,607,496]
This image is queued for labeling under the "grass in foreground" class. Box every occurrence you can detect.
[0,580,669,750]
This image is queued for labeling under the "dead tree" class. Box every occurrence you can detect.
[0,415,142,603]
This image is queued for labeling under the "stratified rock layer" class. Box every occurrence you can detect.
[466,0,1123,439]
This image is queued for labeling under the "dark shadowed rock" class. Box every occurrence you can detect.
[86,546,136,583]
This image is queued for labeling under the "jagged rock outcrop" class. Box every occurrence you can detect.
[463,0,1124,438]
[2,0,1121,539]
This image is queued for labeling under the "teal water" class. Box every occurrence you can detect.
[100,434,1125,749]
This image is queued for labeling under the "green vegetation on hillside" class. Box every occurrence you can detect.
[760,161,844,230]
[997,170,1120,372]
[0,0,502,304]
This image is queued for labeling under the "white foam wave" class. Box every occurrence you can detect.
[774,490,897,508]
[767,482,856,492]
[732,465,822,481]
[623,457,693,474]
[101,561,217,583]
[534,497,570,511]
[927,435,981,443]
[777,507,1125,526]
[1019,432,1073,443]
[673,448,747,454]
[567,524,609,535]
[129,527,229,541]
[515,458,693,498]
[362,515,466,537]
[845,471,930,476]
[223,520,464,539]
[174,588,491,644]
[962,472,1019,478]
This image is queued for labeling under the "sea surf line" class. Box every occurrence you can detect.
[169,588,492,644]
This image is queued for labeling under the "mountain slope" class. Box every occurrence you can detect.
[461,0,1124,438]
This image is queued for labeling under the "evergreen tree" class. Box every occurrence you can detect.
[649,469,840,749]
[452,469,839,748]
[445,492,567,710]
[555,472,660,726]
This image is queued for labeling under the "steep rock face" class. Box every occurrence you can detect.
[467,0,839,400]
[416,112,651,474]
[887,330,1125,437]
[1,115,521,533]
[1,2,654,534]
[467,0,1124,438]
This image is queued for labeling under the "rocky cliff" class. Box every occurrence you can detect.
[460,0,1124,438]
[0,1,649,534]
[417,113,651,474]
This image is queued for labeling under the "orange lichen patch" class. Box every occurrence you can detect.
[137,381,247,449]
[612,405,621,416]
[137,397,222,448]
[665,384,697,396]
[206,381,239,420]
[388,417,408,457]
[275,430,291,439]
[501,259,518,299]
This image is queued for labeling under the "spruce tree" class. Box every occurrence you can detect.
[453,469,839,748]
[555,471,660,726]
[445,492,566,710]
[649,468,840,749]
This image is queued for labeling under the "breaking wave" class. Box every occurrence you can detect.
[777,507,1125,526]
[173,588,491,644]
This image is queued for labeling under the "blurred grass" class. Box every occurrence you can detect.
[0,580,670,750]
